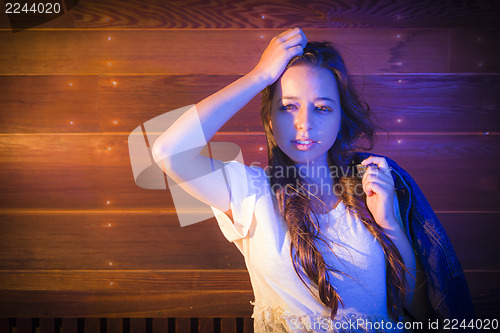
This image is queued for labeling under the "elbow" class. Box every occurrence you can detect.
[151,141,164,163]
[151,141,174,172]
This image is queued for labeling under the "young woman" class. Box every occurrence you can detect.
[152,28,474,332]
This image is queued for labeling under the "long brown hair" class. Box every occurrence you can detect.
[260,42,409,321]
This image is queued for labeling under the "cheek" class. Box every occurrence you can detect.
[321,116,342,145]
[270,113,289,138]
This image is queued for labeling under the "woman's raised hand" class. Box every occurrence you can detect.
[360,156,399,230]
[251,27,308,86]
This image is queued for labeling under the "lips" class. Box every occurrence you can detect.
[292,139,316,150]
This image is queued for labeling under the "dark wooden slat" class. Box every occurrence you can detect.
[152,318,169,333]
[0,319,9,333]
[62,318,78,333]
[40,318,56,333]
[451,29,500,73]
[0,270,252,291]
[439,213,500,271]
[175,318,190,333]
[84,318,100,333]
[0,134,498,211]
[0,29,478,75]
[244,317,254,333]
[0,290,254,317]
[37,0,500,29]
[464,271,500,319]
[199,318,214,333]
[107,318,123,333]
[130,318,145,333]
[16,318,32,333]
[221,318,237,333]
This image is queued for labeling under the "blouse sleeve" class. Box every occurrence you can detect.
[210,160,261,245]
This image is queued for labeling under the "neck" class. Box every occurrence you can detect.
[295,160,331,183]
[294,159,336,203]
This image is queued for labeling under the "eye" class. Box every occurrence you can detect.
[279,104,297,111]
[315,105,333,113]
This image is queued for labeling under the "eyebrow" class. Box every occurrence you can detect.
[280,96,337,104]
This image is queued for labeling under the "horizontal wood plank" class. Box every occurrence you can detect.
[464,271,500,319]
[0,29,497,75]
[0,290,255,317]
[0,213,246,270]
[0,213,497,270]
[451,29,500,73]
[2,0,498,30]
[0,134,498,211]
[0,270,252,291]
[0,75,100,133]
[0,271,497,318]
[2,74,499,133]
[438,214,500,271]
[98,74,500,133]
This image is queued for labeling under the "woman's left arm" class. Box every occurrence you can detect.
[360,156,417,307]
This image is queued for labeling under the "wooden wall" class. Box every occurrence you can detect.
[0,0,499,332]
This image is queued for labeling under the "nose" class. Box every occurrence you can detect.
[294,105,312,131]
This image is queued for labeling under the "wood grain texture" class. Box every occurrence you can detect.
[0,213,497,271]
[153,318,169,333]
[84,318,100,333]
[2,0,498,30]
[108,318,123,333]
[0,29,497,75]
[0,134,498,211]
[0,290,255,317]
[0,75,100,133]
[0,0,498,324]
[451,29,500,73]
[440,213,500,271]
[465,271,500,319]
[62,318,78,333]
[0,213,246,270]
[2,74,499,134]
[175,318,190,333]
[221,318,237,333]
[0,270,252,291]
[198,318,214,333]
[0,272,497,318]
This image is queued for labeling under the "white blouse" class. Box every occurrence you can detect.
[210,160,406,333]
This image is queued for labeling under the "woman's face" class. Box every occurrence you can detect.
[270,65,342,166]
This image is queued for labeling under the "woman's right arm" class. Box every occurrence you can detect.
[152,27,307,213]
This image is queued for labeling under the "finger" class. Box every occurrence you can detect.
[364,181,390,198]
[274,27,302,44]
[361,156,390,173]
[286,45,305,58]
[281,30,307,50]
[363,176,394,194]
[362,166,394,185]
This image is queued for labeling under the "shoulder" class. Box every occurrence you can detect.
[221,160,269,188]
